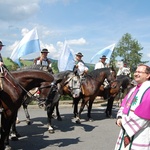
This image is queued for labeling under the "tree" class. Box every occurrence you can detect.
[110,33,148,72]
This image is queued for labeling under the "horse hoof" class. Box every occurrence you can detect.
[106,114,114,119]
[10,135,18,141]
[57,117,62,121]
[26,120,31,125]
[88,118,94,122]
[4,145,12,150]
[76,119,81,124]
[48,129,55,134]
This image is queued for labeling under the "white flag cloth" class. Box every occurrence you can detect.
[90,43,116,63]
[10,28,40,66]
[58,41,75,72]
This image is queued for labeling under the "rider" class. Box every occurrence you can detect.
[0,41,5,90]
[73,52,88,78]
[117,62,131,77]
[34,48,53,73]
[94,55,109,89]
[95,55,108,69]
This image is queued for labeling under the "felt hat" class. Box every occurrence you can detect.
[100,55,107,59]
[41,48,49,53]
[76,52,83,57]
[0,41,5,46]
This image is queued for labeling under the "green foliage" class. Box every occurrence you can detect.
[110,33,148,72]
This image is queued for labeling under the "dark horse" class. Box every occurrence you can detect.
[0,67,54,150]
[37,70,81,133]
[15,70,81,133]
[45,68,116,127]
[105,75,134,118]
[15,64,54,125]
[73,68,116,123]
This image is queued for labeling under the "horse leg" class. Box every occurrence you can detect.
[73,98,80,118]
[76,99,87,124]
[22,95,31,125]
[47,105,55,133]
[87,99,94,121]
[105,97,115,118]
[22,103,31,125]
[0,113,14,150]
[55,101,62,121]
[10,111,21,141]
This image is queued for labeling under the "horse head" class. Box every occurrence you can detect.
[63,72,81,98]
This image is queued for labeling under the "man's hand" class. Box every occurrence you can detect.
[116,118,122,127]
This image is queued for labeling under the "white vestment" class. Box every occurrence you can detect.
[114,81,150,150]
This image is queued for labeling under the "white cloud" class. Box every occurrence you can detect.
[67,38,87,45]
[0,1,40,21]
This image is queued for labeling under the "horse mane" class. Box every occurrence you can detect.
[17,65,44,71]
[17,65,54,74]
[86,68,111,79]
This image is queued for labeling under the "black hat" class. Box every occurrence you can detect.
[100,55,107,59]
[0,41,5,47]
[41,48,49,53]
[76,52,83,57]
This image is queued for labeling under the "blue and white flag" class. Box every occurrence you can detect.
[58,41,75,72]
[10,28,40,66]
[90,43,116,64]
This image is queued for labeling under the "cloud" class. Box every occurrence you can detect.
[0,0,40,21]
[67,38,87,45]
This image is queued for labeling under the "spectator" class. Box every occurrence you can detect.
[114,64,150,150]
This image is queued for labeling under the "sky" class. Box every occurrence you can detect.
[0,0,150,66]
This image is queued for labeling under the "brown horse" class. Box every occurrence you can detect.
[105,75,134,118]
[72,68,116,123]
[0,67,54,150]
[45,68,116,125]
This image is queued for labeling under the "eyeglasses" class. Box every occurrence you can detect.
[134,71,148,74]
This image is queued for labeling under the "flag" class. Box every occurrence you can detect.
[58,41,75,72]
[90,43,116,63]
[10,28,40,66]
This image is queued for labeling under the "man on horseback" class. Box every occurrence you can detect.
[94,55,109,89]
[117,62,131,77]
[34,48,53,73]
[73,52,88,78]
[0,41,5,90]
[94,55,108,69]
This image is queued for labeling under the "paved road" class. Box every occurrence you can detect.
[10,104,120,150]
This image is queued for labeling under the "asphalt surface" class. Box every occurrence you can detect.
[10,102,120,150]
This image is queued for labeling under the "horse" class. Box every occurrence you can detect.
[37,70,81,133]
[105,75,134,118]
[15,64,54,125]
[71,68,116,123]
[0,67,54,150]
[46,68,116,125]
[13,70,81,134]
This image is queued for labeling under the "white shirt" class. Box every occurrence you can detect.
[36,59,49,66]
[117,66,131,77]
[77,61,88,75]
[95,61,105,70]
